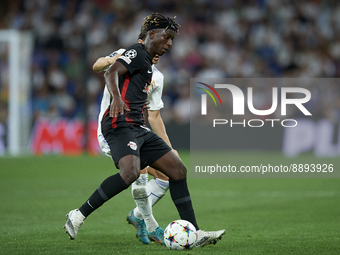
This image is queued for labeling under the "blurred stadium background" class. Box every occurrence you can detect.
[0,0,340,156]
[1,2,340,254]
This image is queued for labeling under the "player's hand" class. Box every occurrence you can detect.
[110,96,130,118]
[111,53,122,63]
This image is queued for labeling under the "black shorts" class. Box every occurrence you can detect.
[102,125,172,169]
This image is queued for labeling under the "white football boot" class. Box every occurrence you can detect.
[63,209,85,240]
[194,229,226,247]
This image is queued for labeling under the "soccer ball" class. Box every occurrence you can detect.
[163,220,197,250]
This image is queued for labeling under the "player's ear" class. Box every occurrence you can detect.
[148,30,155,39]
[138,39,144,44]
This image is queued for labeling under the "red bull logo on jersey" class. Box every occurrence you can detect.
[127,141,137,150]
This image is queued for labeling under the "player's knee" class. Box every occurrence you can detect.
[120,168,140,186]
[179,163,187,178]
[174,161,187,180]
[128,170,140,185]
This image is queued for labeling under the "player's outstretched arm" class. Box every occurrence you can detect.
[148,110,178,157]
[93,53,122,73]
[104,61,130,118]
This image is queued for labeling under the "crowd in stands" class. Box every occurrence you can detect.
[0,0,339,125]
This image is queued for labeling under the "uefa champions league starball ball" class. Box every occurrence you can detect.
[163,220,197,250]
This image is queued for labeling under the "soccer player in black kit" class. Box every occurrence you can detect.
[64,13,225,247]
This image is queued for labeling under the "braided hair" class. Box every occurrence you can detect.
[138,23,147,40]
[138,13,180,40]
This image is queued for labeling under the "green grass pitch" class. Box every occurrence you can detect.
[1,151,339,254]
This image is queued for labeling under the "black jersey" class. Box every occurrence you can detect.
[101,43,152,130]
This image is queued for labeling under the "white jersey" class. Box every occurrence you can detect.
[147,64,164,111]
[97,49,164,156]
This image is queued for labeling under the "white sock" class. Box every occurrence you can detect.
[147,178,169,207]
[131,174,158,232]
